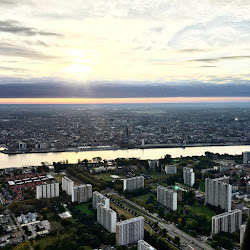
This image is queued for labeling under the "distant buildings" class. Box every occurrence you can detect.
[183,167,195,187]
[73,184,92,203]
[243,151,250,164]
[116,216,144,246]
[157,186,177,211]
[212,209,242,234]
[205,176,232,211]
[148,160,159,169]
[62,176,74,196]
[123,176,144,191]
[137,239,156,250]
[93,191,110,209]
[97,203,117,233]
[36,182,59,199]
[165,165,177,175]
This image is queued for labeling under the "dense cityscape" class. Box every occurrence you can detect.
[0,105,249,250]
[1,105,250,153]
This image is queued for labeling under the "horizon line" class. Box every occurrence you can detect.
[1,97,250,104]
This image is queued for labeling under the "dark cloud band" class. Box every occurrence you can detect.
[0,81,250,98]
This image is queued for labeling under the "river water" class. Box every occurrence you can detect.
[0,145,249,169]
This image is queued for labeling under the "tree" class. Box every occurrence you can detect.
[174,236,180,246]
[241,213,250,250]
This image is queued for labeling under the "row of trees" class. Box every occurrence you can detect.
[66,166,106,190]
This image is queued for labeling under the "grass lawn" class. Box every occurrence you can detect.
[75,202,94,216]
[36,233,67,249]
[132,193,154,205]
[200,181,205,192]
[177,202,215,218]
[190,203,215,218]
[148,171,166,179]
[96,172,113,181]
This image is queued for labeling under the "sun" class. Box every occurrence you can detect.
[63,64,91,74]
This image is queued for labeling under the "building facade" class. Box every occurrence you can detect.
[123,176,144,191]
[148,160,159,169]
[205,176,232,211]
[240,224,246,246]
[157,186,177,211]
[165,165,177,175]
[97,203,117,233]
[62,176,74,196]
[92,191,110,209]
[243,151,250,164]
[73,184,92,203]
[137,240,156,250]
[183,167,195,187]
[116,216,144,246]
[212,209,242,234]
[36,182,59,199]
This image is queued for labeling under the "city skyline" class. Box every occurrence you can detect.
[1,1,250,104]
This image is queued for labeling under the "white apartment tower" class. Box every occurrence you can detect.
[157,186,177,211]
[97,203,117,233]
[36,182,59,199]
[116,216,144,246]
[62,176,74,196]
[165,165,177,175]
[240,224,246,246]
[243,151,250,164]
[73,184,92,203]
[138,240,156,250]
[205,176,232,211]
[212,209,242,234]
[183,167,195,187]
[123,176,144,191]
[92,191,110,209]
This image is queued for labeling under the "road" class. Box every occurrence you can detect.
[111,194,213,250]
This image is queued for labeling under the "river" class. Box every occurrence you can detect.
[0,145,249,169]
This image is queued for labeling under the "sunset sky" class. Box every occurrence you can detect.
[0,0,250,104]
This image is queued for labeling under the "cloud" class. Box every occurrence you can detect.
[0,66,27,72]
[168,18,250,49]
[1,79,250,98]
[0,0,33,5]
[0,20,62,37]
[0,42,57,60]
[189,55,250,63]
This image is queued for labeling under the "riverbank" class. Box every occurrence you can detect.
[1,144,250,169]
[1,142,249,155]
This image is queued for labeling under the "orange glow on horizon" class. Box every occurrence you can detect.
[0,97,250,104]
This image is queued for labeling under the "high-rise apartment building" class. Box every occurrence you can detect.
[243,151,250,164]
[240,224,246,246]
[205,176,232,211]
[93,191,110,209]
[137,240,156,250]
[123,176,144,191]
[116,216,144,246]
[97,203,117,233]
[212,209,242,234]
[157,186,177,211]
[36,182,59,199]
[183,167,195,187]
[148,160,159,169]
[73,184,92,203]
[165,165,177,175]
[62,176,74,196]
